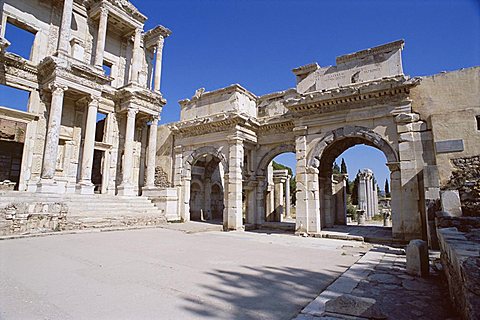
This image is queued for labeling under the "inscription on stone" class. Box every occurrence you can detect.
[435,139,464,154]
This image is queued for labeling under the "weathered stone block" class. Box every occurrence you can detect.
[440,190,462,217]
[406,239,429,277]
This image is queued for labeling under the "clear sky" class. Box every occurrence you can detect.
[1,0,478,189]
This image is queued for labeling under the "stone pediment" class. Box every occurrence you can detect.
[294,40,405,94]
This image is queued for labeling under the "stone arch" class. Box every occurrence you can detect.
[307,125,400,231]
[183,146,228,176]
[307,126,398,168]
[256,144,296,176]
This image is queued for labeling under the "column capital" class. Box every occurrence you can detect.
[150,114,160,123]
[156,36,165,49]
[99,6,109,17]
[127,107,138,118]
[228,136,243,144]
[293,126,308,136]
[49,83,68,94]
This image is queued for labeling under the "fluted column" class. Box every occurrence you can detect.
[118,107,137,196]
[153,36,165,92]
[78,97,98,194]
[94,7,108,68]
[38,84,67,193]
[144,115,159,189]
[130,28,142,83]
[57,0,74,54]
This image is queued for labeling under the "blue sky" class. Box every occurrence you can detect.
[1,0,478,189]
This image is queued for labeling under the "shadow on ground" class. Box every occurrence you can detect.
[180,265,345,320]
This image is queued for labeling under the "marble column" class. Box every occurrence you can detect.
[255,177,266,225]
[78,97,98,194]
[285,175,291,219]
[130,28,142,83]
[94,7,108,68]
[153,36,165,92]
[143,115,159,191]
[358,171,368,215]
[226,137,244,230]
[294,127,308,233]
[37,84,67,193]
[57,0,73,54]
[118,107,137,196]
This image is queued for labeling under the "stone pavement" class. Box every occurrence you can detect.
[295,245,458,319]
[0,227,367,320]
[321,225,396,244]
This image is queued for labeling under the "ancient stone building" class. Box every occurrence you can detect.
[0,0,170,195]
[1,1,479,243]
[159,40,479,243]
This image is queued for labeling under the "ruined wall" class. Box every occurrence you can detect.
[411,67,480,186]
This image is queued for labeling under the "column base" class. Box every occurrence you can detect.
[36,179,63,194]
[142,186,161,197]
[76,181,95,195]
[117,184,136,196]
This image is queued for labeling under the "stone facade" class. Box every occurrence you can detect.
[164,40,479,242]
[0,0,170,196]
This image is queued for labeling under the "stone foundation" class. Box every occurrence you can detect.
[0,202,68,236]
[436,214,480,320]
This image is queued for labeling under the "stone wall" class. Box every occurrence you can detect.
[444,155,480,216]
[155,124,174,184]
[436,214,480,320]
[410,67,480,186]
[0,202,68,236]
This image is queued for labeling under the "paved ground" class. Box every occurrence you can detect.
[296,246,458,320]
[0,227,367,320]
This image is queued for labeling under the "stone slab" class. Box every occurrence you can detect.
[435,139,464,154]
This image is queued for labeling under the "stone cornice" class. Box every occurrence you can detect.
[87,0,147,24]
[37,56,111,88]
[292,63,320,77]
[144,25,172,48]
[169,112,258,137]
[285,76,420,114]
[336,40,404,65]
[1,52,38,76]
[116,83,166,108]
[0,106,39,122]
[179,84,257,108]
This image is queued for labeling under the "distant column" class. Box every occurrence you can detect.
[285,175,291,219]
[94,7,108,68]
[117,107,137,196]
[78,96,99,194]
[57,0,74,54]
[130,28,143,83]
[153,36,165,92]
[144,115,159,189]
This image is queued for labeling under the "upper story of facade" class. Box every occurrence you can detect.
[174,40,418,135]
[0,0,171,115]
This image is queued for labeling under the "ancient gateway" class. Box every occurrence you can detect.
[1,0,479,244]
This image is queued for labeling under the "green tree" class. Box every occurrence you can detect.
[351,170,361,205]
[332,162,341,174]
[384,179,390,197]
[340,158,348,174]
